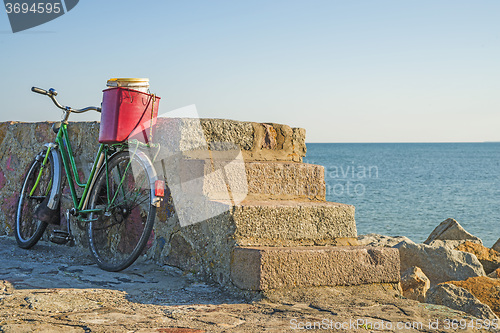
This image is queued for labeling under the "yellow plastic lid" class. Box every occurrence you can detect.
[107,78,149,87]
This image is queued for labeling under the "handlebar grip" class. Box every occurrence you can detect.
[31,87,49,95]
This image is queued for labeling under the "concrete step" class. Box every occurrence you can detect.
[171,198,356,247]
[244,161,325,200]
[171,159,326,201]
[230,246,400,290]
[232,200,356,246]
[154,118,306,162]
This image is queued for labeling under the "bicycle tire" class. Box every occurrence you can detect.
[15,152,54,248]
[87,151,156,272]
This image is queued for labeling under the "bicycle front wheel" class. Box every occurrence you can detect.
[87,151,156,272]
[15,152,53,248]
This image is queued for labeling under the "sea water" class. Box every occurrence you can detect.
[304,143,500,247]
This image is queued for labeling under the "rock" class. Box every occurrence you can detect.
[447,276,500,318]
[493,238,500,253]
[425,283,498,320]
[0,280,14,294]
[163,232,199,271]
[427,239,482,251]
[357,234,414,247]
[394,241,485,285]
[424,218,482,244]
[455,241,500,274]
[488,268,500,279]
[401,266,430,302]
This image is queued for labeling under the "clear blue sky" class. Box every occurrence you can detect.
[1,1,499,142]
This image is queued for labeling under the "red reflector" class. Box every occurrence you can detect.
[154,180,165,197]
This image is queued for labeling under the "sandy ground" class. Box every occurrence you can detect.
[0,235,498,332]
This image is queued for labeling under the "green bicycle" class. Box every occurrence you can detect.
[15,86,164,271]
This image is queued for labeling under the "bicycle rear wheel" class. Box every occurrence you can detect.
[15,152,53,248]
[87,151,156,272]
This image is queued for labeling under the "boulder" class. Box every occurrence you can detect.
[493,238,500,253]
[424,218,482,244]
[427,239,482,251]
[394,241,485,285]
[425,283,498,321]
[455,241,500,275]
[401,266,430,302]
[357,234,414,248]
[487,268,500,279]
[448,276,500,317]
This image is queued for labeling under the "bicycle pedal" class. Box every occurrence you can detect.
[49,230,73,245]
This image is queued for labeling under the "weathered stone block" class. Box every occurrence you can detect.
[176,160,325,201]
[231,200,356,246]
[244,161,325,200]
[154,118,306,162]
[230,246,400,290]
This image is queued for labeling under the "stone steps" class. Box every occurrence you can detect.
[163,198,359,286]
[230,246,400,290]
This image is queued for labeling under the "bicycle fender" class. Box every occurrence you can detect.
[134,150,162,207]
[41,145,63,210]
[33,146,63,224]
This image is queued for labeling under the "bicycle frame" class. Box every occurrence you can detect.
[54,122,105,215]
[33,122,160,221]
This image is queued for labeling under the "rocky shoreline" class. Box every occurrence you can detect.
[359,218,500,324]
[1,218,500,332]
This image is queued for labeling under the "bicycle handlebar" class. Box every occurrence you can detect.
[31,86,101,117]
[31,87,49,95]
